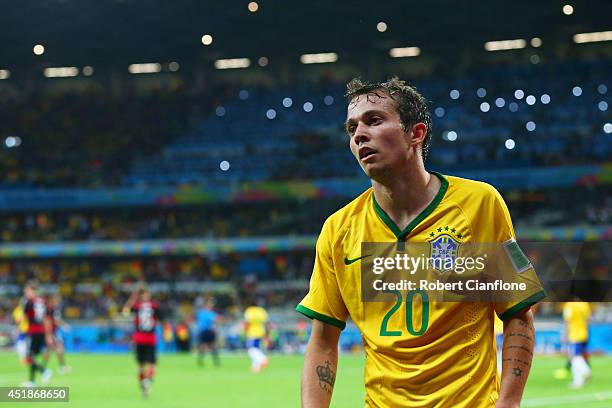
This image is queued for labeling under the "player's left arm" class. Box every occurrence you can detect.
[44,310,54,346]
[497,308,535,408]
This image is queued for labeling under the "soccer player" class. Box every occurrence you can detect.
[195,296,220,367]
[244,299,269,373]
[47,293,71,374]
[22,280,53,386]
[123,285,162,398]
[563,299,592,388]
[297,78,545,407]
[12,298,29,365]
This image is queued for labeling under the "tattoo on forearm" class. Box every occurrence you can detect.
[517,320,532,329]
[504,345,533,356]
[315,360,336,394]
[502,358,530,366]
[507,332,533,341]
[512,367,523,377]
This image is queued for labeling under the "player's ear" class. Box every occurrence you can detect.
[408,122,427,147]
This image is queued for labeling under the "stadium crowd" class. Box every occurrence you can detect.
[0,60,609,188]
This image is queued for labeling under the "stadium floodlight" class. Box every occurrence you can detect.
[389,47,421,58]
[82,66,94,76]
[484,39,527,51]
[377,22,387,32]
[33,44,45,55]
[573,30,612,44]
[128,63,162,74]
[248,2,259,12]
[300,53,338,64]
[201,34,213,45]
[214,58,251,69]
[0,69,10,79]
[43,67,79,78]
[5,136,21,148]
[266,109,276,119]
[530,37,543,47]
[562,4,574,15]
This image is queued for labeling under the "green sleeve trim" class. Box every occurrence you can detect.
[295,304,346,330]
[498,290,546,321]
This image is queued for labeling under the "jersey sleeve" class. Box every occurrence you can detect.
[296,218,349,330]
[487,187,546,321]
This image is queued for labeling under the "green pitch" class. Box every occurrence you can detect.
[0,352,610,407]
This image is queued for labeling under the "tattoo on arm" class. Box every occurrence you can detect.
[507,332,533,341]
[315,360,336,395]
[502,358,531,366]
[504,345,533,356]
[517,320,532,329]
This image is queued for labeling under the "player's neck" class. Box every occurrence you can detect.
[371,165,440,231]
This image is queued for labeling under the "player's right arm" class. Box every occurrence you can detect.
[301,320,340,408]
[298,218,348,407]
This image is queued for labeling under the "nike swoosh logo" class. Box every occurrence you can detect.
[344,254,371,265]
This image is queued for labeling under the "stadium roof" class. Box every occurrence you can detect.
[1,0,611,72]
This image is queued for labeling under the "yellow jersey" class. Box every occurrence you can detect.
[494,315,504,336]
[563,302,590,343]
[12,305,29,334]
[245,306,268,339]
[297,173,545,408]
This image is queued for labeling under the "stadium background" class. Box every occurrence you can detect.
[0,1,611,406]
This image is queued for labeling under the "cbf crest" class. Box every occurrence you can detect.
[429,234,460,272]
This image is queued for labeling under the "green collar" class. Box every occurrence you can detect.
[372,171,449,241]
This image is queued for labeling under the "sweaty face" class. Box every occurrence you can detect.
[346,92,415,180]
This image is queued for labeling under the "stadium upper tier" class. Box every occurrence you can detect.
[124,59,611,186]
[0,59,609,189]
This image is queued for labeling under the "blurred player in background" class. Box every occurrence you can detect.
[563,299,592,388]
[244,299,269,373]
[23,280,53,386]
[12,297,29,365]
[297,78,544,407]
[195,295,220,367]
[48,292,71,374]
[123,284,162,398]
